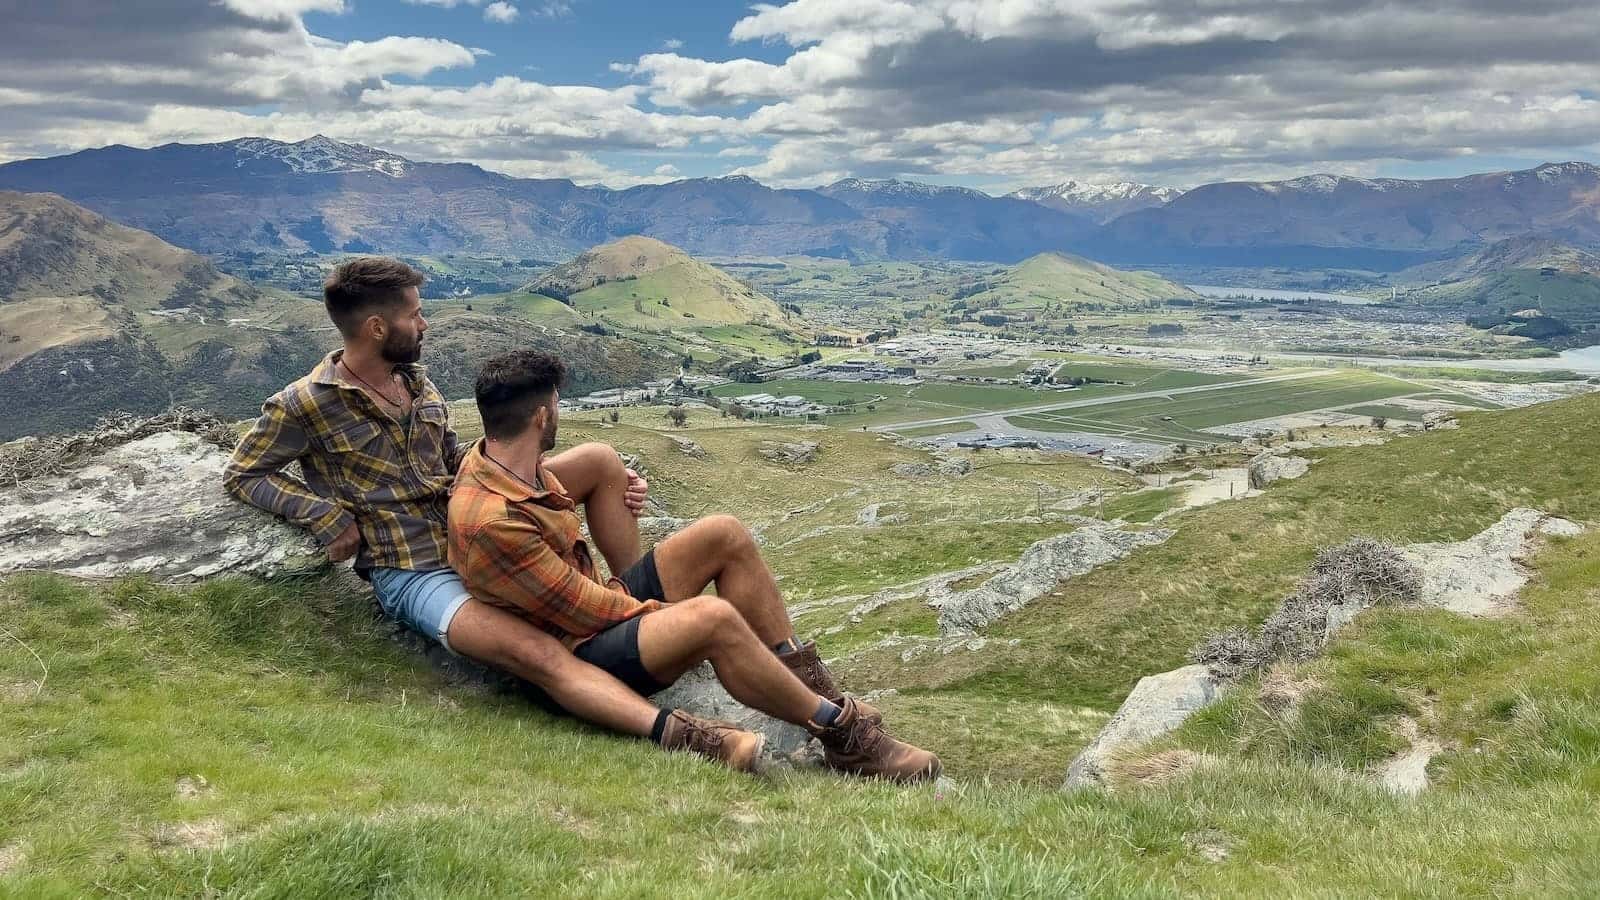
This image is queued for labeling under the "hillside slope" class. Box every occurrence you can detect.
[1392,237,1600,328]
[3,394,1600,894]
[0,191,330,438]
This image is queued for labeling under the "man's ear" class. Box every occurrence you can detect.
[532,404,548,432]
[363,314,387,341]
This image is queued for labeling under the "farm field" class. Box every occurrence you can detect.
[1007,370,1431,444]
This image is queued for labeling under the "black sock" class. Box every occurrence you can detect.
[772,637,800,654]
[813,698,842,727]
[650,707,674,744]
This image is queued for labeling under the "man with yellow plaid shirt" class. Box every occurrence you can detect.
[224,257,762,769]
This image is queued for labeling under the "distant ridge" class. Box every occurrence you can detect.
[0,137,1596,266]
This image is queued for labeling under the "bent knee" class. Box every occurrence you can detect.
[699,513,754,552]
[575,442,627,478]
[678,594,742,633]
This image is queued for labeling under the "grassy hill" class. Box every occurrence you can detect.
[5,393,1600,893]
[0,191,332,438]
[955,252,1199,314]
[524,236,812,360]
[1395,237,1600,332]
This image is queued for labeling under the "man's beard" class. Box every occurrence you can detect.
[380,328,423,364]
[541,421,557,453]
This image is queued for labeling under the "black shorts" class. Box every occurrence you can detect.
[574,551,671,696]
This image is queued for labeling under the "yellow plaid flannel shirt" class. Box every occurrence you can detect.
[223,350,466,572]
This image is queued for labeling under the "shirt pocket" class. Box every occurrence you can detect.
[317,419,390,493]
[411,402,451,475]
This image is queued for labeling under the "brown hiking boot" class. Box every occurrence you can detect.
[777,639,840,699]
[809,696,941,783]
[659,710,764,773]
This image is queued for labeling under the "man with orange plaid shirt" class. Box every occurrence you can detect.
[224,257,763,768]
[448,349,942,782]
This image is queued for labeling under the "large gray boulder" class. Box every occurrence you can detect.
[1064,664,1223,789]
[1402,507,1583,616]
[652,663,820,764]
[758,440,820,465]
[0,430,323,580]
[1247,452,1310,490]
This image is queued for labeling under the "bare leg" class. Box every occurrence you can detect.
[445,598,657,737]
[544,442,641,573]
[652,515,795,647]
[636,597,820,724]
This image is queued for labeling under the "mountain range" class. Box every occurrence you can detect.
[0,137,1597,270]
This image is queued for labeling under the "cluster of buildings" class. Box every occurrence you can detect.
[722,392,835,418]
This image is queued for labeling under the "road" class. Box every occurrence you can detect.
[867,369,1335,433]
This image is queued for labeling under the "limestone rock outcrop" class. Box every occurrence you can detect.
[0,430,323,580]
[1063,665,1223,789]
[758,440,820,465]
[1247,452,1310,490]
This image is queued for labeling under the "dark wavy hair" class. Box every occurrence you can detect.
[475,350,568,440]
[322,257,425,337]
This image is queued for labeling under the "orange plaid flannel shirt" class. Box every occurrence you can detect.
[447,439,660,647]
[223,350,466,572]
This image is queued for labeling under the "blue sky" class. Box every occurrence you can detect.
[3,0,1598,192]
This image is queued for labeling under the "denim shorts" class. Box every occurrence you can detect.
[369,567,473,653]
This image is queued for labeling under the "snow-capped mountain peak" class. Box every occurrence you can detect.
[1008,180,1180,205]
[226,135,411,177]
[1005,179,1181,222]
[822,178,989,200]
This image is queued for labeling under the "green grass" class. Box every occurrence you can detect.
[772,520,1068,606]
[1101,488,1184,523]
[11,538,1600,894]
[6,393,1600,894]
[1047,361,1234,390]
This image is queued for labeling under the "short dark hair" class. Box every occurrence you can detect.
[475,350,567,440]
[323,257,425,337]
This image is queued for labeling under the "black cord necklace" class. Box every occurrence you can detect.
[340,359,408,409]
